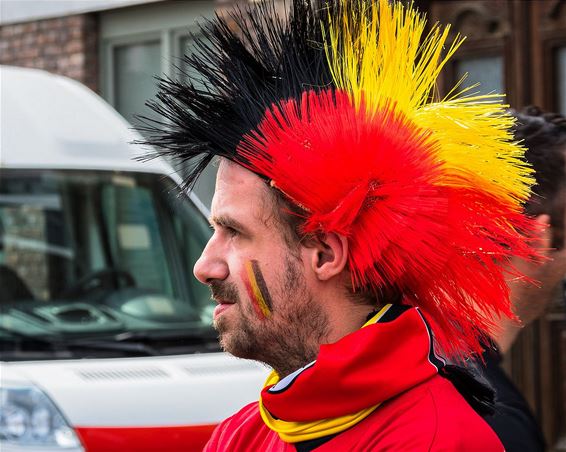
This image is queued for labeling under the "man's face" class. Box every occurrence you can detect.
[194,161,329,374]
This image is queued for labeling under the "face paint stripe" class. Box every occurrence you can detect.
[245,261,263,304]
[242,268,265,319]
[247,261,271,318]
[245,260,271,318]
[250,260,273,312]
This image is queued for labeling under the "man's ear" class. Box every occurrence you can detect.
[307,232,349,281]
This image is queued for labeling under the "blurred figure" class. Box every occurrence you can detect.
[480,106,566,452]
[495,106,566,353]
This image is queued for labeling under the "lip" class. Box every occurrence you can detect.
[213,301,235,319]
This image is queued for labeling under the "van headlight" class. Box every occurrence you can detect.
[0,385,82,449]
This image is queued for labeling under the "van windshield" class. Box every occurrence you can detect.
[0,169,217,360]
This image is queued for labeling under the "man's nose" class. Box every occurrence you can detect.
[193,238,229,284]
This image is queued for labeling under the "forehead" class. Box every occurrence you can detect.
[211,160,273,222]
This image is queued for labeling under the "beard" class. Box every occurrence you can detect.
[209,256,330,377]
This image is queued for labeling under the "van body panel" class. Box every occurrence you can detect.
[1,66,170,176]
[2,355,266,426]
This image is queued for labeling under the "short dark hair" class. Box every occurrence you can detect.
[512,106,566,249]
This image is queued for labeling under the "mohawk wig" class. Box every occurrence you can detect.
[140,0,537,358]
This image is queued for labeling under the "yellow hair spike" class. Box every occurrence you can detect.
[324,0,533,204]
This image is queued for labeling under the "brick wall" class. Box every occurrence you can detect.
[0,14,99,92]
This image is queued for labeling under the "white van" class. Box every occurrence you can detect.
[0,66,267,451]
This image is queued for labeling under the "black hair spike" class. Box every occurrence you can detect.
[135,0,336,190]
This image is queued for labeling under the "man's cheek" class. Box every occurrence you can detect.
[241,259,273,320]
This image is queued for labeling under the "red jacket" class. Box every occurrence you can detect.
[205,375,502,451]
[205,305,504,451]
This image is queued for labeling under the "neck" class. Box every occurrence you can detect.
[263,333,321,378]
[270,305,376,378]
[324,303,377,343]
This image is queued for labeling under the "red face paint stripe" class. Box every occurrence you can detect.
[75,424,217,452]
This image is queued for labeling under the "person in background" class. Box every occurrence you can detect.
[480,106,566,452]
[140,1,541,449]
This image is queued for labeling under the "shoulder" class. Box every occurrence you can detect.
[204,402,287,452]
[419,376,504,452]
[324,376,503,452]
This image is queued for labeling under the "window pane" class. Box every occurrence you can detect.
[113,41,161,125]
[557,47,566,115]
[101,182,174,298]
[455,55,504,97]
[0,170,213,350]
[187,161,218,208]
[179,34,209,90]
[177,34,218,208]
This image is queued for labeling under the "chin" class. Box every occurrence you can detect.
[219,332,257,360]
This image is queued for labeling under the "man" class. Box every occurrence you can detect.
[480,106,566,452]
[140,0,538,449]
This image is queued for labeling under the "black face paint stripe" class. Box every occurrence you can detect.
[251,259,273,312]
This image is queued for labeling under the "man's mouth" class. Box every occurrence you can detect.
[209,281,239,320]
[213,299,235,319]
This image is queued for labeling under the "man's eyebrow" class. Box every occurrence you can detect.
[210,215,248,232]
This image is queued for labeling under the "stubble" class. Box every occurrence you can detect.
[210,256,330,377]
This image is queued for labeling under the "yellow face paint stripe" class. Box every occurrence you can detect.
[245,260,272,318]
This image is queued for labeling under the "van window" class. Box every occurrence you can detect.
[0,169,215,360]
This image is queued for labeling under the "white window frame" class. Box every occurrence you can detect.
[99,1,216,104]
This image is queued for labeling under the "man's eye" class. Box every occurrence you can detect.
[226,227,239,237]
